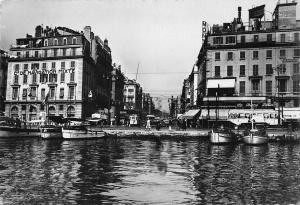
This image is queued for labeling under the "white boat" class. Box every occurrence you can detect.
[40,125,62,139]
[210,125,237,144]
[242,128,268,145]
[0,126,40,138]
[242,99,269,145]
[62,126,106,139]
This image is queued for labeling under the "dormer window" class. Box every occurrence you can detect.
[72,37,77,44]
[63,38,67,45]
[54,39,58,46]
[44,39,48,47]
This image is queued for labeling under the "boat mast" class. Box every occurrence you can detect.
[251,98,254,130]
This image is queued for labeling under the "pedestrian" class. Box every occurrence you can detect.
[156,121,161,131]
[16,117,21,128]
[146,118,151,130]
[182,119,186,131]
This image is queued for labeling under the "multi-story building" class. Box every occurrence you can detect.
[197,1,300,110]
[0,49,9,114]
[142,92,155,116]
[180,78,191,113]
[110,64,125,124]
[123,78,143,115]
[188,64,199,108]
[5,25,113,120]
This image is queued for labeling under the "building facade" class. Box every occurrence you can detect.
[123,79,143,115]
[5,25,113,121]
[197,2,300,109]
[0,49,9,114]
[180,78,191,113]
[110,64,125,124]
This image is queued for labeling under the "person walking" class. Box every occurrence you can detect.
[146,118,151,130]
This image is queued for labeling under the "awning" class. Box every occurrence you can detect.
[181,109,200,120]
[207,79,235,88]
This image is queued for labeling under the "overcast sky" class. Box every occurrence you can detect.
[0,0,298,111]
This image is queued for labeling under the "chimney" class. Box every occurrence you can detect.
[35,25,43,37]
[238,7,242,22]
[104,38,108,47]
[83,26,91,42]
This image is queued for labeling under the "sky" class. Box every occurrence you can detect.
[0,0,298,111]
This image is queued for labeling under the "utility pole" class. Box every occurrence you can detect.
[135,63,140,81]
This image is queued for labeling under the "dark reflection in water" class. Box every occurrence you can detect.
[0,138,299,204]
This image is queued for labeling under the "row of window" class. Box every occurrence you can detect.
[44,37,78,47]
[238,79,299,95]
[16,48,79,58]
[214,48,300,61]
[10,105,76,118]
[13,71,75,84]
[12,86,76,100]
[213,32,300,45]
[214,63,299,77]
[14,61,76,71]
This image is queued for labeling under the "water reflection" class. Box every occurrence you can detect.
[0,138,299,204]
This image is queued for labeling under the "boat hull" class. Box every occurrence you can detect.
[62,128,105,139]
[40,127,62,139]
[210,130,236,144]
[242,133,268,145]
[0,127,40,138]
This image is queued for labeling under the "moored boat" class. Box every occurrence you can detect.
[40,125,62,139]
[242,128,268,145]
[210,125,237,144]
[62,125,105,139]
[0,126,40,138]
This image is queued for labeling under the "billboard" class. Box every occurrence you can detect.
[249,5,265,19]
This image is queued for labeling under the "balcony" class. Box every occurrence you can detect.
[9,50,84,61]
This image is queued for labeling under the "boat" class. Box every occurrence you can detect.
[209,85,237,144]
[0,117,40,138]
[40,116,65,139]
[210,125,237,144]
[241,100,269,145]
[40,125,62,139]
[242,128,268,145]
[62,125,106,139]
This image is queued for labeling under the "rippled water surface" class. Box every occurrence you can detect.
[0,138,300,204]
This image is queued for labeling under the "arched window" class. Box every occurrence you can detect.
[67,106,75,117]
[11,106,19,119]
[29,106,37,121]
[48,106,56,116]
[63,38,67,45]
[72,37,77,45]
[44,39,48,47]
[54,39,58,46]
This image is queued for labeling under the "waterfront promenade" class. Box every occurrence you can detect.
[100,125,300,141]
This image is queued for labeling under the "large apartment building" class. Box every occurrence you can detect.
[0,49,9,114]
[197,1,300,109]
[123,79,143,115]
[6,25,113,121]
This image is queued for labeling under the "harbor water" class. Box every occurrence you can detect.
[0,138,299,204]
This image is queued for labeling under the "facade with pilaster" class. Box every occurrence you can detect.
[197,2,300,109]
[5,25,113,121]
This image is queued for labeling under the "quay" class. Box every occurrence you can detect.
[101,126,300,142]
[102,127,210,139]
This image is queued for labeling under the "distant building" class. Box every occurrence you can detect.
[0,49,9,114]
[6,25,113,120]
[142,92,155,117]
[196,1,300,110]
[180,78,191,113]
[123,79,143,115]
[110,64,125,124]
